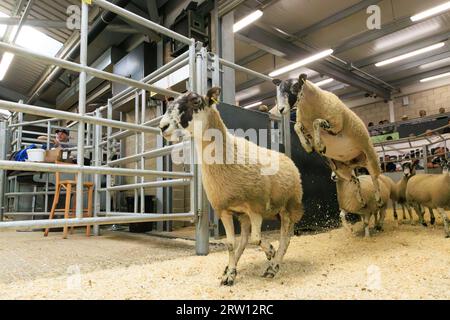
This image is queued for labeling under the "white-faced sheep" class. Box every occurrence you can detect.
[406,158,450,238]
[392,161,418,225]
[159,88,304,285]
[274,74,383,209]
[333,171,390,238]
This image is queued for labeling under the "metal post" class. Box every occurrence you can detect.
[76,2,89,219]
[134,92,139,213]
[0,121,7,221]
[106,100,112,215]
[93,109,102,236]
[194,45,209,256]
[140,90,146,214]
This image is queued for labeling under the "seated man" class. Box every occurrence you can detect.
[40,129,75,150]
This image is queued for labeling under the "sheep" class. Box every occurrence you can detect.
[274,74,383,209]
[159,87,304,286]
[406,158,450,238]
[332,170,390,238]
[392,160,418,225]
[378,174,397,227]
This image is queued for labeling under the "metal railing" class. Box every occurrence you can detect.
[0,0,207,254]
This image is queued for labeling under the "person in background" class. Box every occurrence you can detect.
[419,110,427,118]
[439,107,446,114]
[54,129,74,149]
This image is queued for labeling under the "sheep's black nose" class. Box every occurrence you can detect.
[160,124,169,133]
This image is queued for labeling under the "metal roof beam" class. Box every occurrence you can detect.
[391,65,450,87]
[295,0,382,38]
[237,25,392,98]
[354,31,450,68]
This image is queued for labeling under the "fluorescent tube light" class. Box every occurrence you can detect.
[0,52,14,81]
[315,78,334,87]
[411,2,450,22]
[420,72,450,82]
[375,42,445,67]
[269,49,334,77]
[244,101,262,109]
[233,10,263,33]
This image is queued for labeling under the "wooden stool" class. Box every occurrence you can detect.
[44,161,94,239]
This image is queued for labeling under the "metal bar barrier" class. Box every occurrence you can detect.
[218,57,273,82]
[101,179,191,192]
[0,213,195,231]
[0,160,193,179]
[0,42,179,98]
[0,100,160,134]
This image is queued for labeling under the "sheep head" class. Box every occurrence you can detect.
[440,158,449,174]
[402,159,419,178]
[159,88,222,142]
[273,74,308,115]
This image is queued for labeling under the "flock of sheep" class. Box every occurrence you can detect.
[158,74,449,286]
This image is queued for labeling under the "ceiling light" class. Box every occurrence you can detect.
[420,72,450,82]
[0,52,14,81]
[269,49,334,77]
[420,56,450,69]
[411,2,450,22]
[233,10,263,33]
[315,78,334,87]
[244,101,262,109]
[375,42,445,67]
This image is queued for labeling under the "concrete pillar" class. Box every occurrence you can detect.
[388,100,395,123]
[220,12,236,105]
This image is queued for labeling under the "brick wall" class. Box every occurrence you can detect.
[352,84,450,126]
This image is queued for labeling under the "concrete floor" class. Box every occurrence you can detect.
[0,210,449,300]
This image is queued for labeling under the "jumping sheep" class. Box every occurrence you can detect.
[333,170,390,238]
[406,158,450,238]
[159,88,304,285]
[274,74,383,209]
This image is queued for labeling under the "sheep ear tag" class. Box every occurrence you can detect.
[207,87,222,107]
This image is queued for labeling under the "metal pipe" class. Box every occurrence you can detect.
[94,0,192,45]
[0,160,193,178]
[107,142,188,166]
[0,100,160,134]
[101,179,191,192]
[0,213,195,230]
[0,42,179,97]
[111,51,190,103]
[104,116,164,143]
[219,57,273,82]
[8,118,61,128]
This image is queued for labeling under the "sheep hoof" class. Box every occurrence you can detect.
[430,218,436,225]
[445,235,450,239]
[265,245,276,261]
[262,263,280,278]
[422,223,428,227]
[375,225,383,232]
[220,267,237,286]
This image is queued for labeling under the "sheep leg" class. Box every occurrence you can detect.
[412,204,427,227]
[263,213,294,278]
[234,215,251,265]
[365,148,384,208]
[405,204,414,225]
[428,207,436,225]
[437,208,450,238]
[340,210,353,233]
[351,175,367,208]
[401,204,407,221]
[294,122,313,153]
[363,215,371,238]
[393,201,399,227]
[220,212,237,286]
[376,208,386,231]
[312,119,330,154]
[248,214,276,262]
